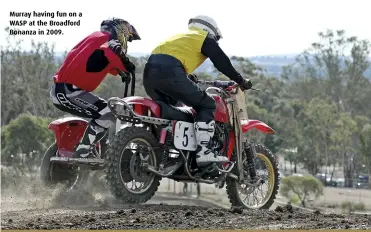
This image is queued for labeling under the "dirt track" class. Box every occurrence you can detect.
[2,192,371,230]
[2,176,371,230]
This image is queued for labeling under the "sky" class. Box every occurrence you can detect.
[1,0,370,57]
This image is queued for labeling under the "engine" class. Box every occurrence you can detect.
[210,122,227,156]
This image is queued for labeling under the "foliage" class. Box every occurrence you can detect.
[278,29,371,186]
[341,201,366,213]
[1,113,53,175]
[1,28,64,125]
[289,193,301,205]
[280,175,324,207]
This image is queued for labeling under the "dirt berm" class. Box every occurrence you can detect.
[2,194,371,230]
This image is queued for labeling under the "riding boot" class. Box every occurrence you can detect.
[194,120,229,166]
[74,121,107,158]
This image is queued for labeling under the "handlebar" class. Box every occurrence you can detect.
[198,80,236,88]
[197,79,260,92]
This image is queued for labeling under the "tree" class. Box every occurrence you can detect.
[1,113,53,175]
[1,27,63,125]
[280,175,324,207]
[282,29,371,185]
[291,29,371,116]
[359,123,371,186]
[330,113,358,185]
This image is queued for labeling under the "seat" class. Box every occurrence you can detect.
[156,101,195,122]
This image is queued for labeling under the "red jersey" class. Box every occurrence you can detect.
[53,31,126,92]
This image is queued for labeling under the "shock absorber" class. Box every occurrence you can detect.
[159,127,173,170]
[244,142,257,181]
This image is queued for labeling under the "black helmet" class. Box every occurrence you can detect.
[101,18,141,53]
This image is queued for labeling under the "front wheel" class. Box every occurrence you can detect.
[226,143,280,209]
[104,126,162,204]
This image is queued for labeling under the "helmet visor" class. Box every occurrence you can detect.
[128,25,141,42]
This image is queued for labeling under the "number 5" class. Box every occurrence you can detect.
[182,127,189,147]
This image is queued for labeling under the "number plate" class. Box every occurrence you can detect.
[173,121,197,151]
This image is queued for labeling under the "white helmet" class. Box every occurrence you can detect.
[188,15,223,41]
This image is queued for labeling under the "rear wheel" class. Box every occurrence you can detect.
[226,143,280,209]
[104,126,162,204]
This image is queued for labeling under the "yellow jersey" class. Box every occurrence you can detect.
[151,27,208,74]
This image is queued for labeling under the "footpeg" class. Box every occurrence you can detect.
[217,161,234,173]
[50,156,104,165]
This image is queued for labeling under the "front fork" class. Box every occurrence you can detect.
[232,107,257,183]
[232,103,247,182]
[236,139,258,182]
[243,142,257,181]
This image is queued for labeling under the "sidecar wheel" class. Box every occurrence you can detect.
[40,142,80,189]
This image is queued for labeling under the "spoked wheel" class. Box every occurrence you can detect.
[123,139,157,193]
[226,143,280,209]
[104,127,162,204]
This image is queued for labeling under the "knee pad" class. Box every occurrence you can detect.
[88,120,107,134]
[93,111,115,129]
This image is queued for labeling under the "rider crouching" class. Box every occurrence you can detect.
[49,18,141,159]
[143,15,252,167]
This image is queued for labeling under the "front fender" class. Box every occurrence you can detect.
[241,119,275,134]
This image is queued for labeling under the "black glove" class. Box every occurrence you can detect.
[188,73,198,83]
[122,57,136,73]
[119,71,131,83]
[239,78,253,91]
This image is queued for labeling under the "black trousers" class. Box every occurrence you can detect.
[143,54,216,122]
